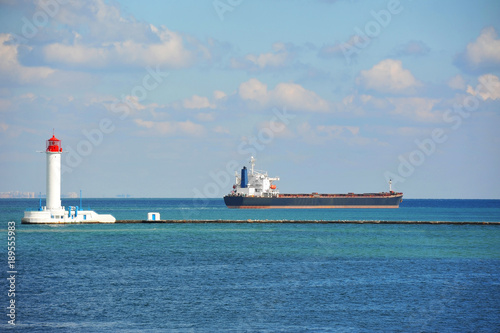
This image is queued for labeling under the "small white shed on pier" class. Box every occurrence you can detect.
[147,212,160,221]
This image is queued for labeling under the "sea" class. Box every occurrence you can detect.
[1,198,499,332]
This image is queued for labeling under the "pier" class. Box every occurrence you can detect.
[20,219,500,225]
[114,220,500,225]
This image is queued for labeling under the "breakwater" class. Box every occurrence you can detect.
[115,220,500,225]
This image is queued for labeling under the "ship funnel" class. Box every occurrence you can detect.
[241,166,248,188]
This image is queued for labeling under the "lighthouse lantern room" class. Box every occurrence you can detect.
[46,135,62,152]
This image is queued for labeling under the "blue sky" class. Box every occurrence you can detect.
[1,0,499,198]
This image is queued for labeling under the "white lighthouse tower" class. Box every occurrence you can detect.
[22,132,115,224]
[45,134,63,210]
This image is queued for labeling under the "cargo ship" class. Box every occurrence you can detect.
[224,157,403,209]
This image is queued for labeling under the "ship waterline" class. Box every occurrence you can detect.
[224,193,403,209]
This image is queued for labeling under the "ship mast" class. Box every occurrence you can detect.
[250,156,255,175]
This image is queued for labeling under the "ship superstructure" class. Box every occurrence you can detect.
[231,157,280,198]
[224,157,403,209]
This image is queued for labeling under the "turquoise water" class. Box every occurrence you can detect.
[4,198,500,222]
[1,199,500,331]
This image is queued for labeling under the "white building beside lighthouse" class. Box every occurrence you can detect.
[22,133,115,224]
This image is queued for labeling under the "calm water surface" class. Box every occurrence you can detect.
[1,199,499,332]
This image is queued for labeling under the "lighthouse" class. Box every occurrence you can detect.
[45,134,63,210]
[22,132,115,224]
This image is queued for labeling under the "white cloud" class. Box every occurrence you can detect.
[238,78,329,112]
[53,0,155,43]
[0,34,55,84]
[43,27,195,69]
[466,74,500,101]
[273,82,329,111]
[357,59,421,94]
[214,90,227,100]
[357,94,390,110]
[328,93,389,116]
[182,95,215,109]
[98,94,160,119]
[245,43,290,68]
[24,0,212,70]
[231,42,295,71]
[124,95,147,111]
[167,90,227,111]
[388,97,442,122]
[457,27,500,72]
[239,78,270,105]
[134,119,205,137]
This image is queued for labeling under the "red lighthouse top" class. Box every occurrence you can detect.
[46,135,62,152]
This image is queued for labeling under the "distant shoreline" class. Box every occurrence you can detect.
[3,198,500,200]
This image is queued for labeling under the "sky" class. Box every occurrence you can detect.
[0,0,499,199]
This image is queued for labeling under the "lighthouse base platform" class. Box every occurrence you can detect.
[22,206,115,224]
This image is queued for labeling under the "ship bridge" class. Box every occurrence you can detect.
[230,157,279,197]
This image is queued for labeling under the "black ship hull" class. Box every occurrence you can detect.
[224,193,403,209]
